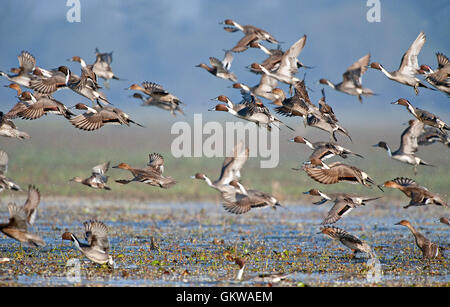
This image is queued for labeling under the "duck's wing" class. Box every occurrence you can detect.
[398,32,426,76]
[221,50,234,71]
[0,150,8,175]
[399,120,424,154]
[231,33,258,53]
[436,52,449,69]
[83,220,110,252]
[146,153,165,174]
[69,110,107,131]
[7,203,28,231]
[92,161,110,176]
[142,82,169,96]
[277,35,307,77]
[342,53,371,88]
[18,51,36,74]
[23,185,40,226]
[217,142,249,185]
[321,199,354,225]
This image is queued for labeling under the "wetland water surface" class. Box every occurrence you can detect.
[0,198,448,286]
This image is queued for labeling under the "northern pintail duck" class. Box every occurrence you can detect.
[231,73,278,101]
[113,154,176,189]
[126,82,184,116]
[0,111,30,140]
[319,226,375,258]
[0,51,37,88]
[92,48,121,87]
[249,41,312,72]
[29,66,71,95]
[0,150,21,192]
[5,90,74,120]
[67,56,109,105]
[220,19,280,53]
[70,162,111,190]
[69,103,143,131]
[221,180,282,215]
[196,50,237,82]
[0,185,45,247]
[130,93,184,116]
[320,53,374,103]
[373,119,432,174]
[62,220,114,266]
[290,136,363,162]
[306,89,352,142]
[381,177,447,209]
[302,158,381,190]
[251,35,307,86]
[369,32,432,95]
[271,80,315,126]
[391,98,449,134]
[303,188,382,206]
[418,127,450,148]
[304,189,381,224]
[440,217,450,226]
[210,92,294,131]
[192,142,249,192]
[395,220,441,259]
[419,52,450,95]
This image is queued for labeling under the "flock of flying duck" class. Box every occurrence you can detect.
[0,19,448,267]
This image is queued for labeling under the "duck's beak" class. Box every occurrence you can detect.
[302,191,310,194]
[288,138,295,142]
[390,101,399,105]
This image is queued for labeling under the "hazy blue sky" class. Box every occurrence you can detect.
[0,0,448,124]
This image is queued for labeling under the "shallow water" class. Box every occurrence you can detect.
[0,198,448,286]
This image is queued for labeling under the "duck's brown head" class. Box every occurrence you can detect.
[319,78,329,85]
[309,158,324,167]
[127,84,144,91]
[232,83,243,89]
[112,163,131,170]
[62,232,74,241]
[369,62,382,70]
[192,173,206,180]
[395,220,411,227]
[5,83,22,95]
[381,180,400,189]
[439,217,450,226]
[373,141,389,150]
[19,91,34,101]
[74,103,88,110]
[58,66,70,75]
[67,56,82,63]
[211,104,229,112]
[10,67,21,74]
[419,64,431,74]
[391,98,410,107]
[290,136,306,144]
[212,95,229,103]
[250,63,261,70]
[223,19,234,26]
[303,188,322,196]
[319,227,335,236]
